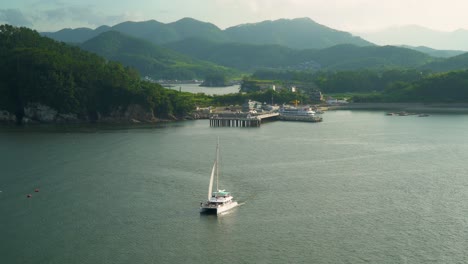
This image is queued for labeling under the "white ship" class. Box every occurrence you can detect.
[200,139,238,215]
[278,106,323,122]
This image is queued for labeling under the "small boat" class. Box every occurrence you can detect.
[200,138,238,215]
[418,113,430,117]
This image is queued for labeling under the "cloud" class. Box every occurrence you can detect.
[0,9,33,27]
[8,1,148,31]
[38,6,127,28]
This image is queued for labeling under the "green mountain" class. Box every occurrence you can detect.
[400,45,465,58]
[0,25,200,123]
[42,17,372,50]
[42,25,111,44]
[359,25,468,51]
[353,70,468,103]
[165,17,227,42]
[168,38,434,71]
[166,37,305,71]
[224,17,373,49]
[80,31,236,80]
[421,52,468,72]
[310,44,433,70]
[43,18,227,45]
[110,20,178,45]
[110,18,226,45]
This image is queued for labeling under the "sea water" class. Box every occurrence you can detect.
[1,111,468,263]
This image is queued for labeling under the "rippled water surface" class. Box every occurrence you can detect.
[1,111,468,263]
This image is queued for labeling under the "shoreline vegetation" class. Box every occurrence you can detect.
[3,102,468,126]
[331,102,468,113]
[3,24,468,126]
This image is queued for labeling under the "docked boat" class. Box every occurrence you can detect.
[200,139,238,215]
[278,106,323,122]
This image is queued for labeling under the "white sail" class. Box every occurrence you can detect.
[208,138,219,200]
[208,160,216,200]
[201,138,238,215]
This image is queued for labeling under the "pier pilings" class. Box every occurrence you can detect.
[209,113,278,127]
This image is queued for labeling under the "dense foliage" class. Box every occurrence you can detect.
[201,72,229,87]
[166,38,304,71]
[211,89,308,106]
[421,53,468,72]
[168,40,438,72]
[0,25,197,121]
[247,67,468,103]
[80,31,236,80]
[353,70,468,103]
[248,69,426,93]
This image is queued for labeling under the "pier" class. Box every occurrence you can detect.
[210,113,279,127]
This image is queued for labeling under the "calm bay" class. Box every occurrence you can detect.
[1,110,468,263]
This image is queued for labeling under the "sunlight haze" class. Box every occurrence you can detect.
[1,0,468,33]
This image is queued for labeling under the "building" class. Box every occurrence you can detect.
[326,97,348,105]
[242,100,263,112]
[310,90,323,102]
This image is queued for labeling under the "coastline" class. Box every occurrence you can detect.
[330,103,468,113]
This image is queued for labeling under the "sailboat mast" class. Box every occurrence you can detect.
[216,137,219,191]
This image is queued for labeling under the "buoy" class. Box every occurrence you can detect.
[27,194,32,198]
[35,188,39,192]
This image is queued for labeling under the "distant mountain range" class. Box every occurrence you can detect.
[222,18,372,49]
[421,52,468,72]
[43,17,372,50]
[358,25,468,51]
[167,38,435,71]
[400,45,465,58]
[80,31,236,80]
[41,17,468,77]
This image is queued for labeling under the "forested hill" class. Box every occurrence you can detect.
[223,18,372,49]
[309,44,433,70]
[166,37,304,71]
[421,53,468,72]
[110,18,227,44]
[80,31,235,80]
[352,70,468,103]
[167,39,435,71]
[0,25,198,124]
[43,17,372,50]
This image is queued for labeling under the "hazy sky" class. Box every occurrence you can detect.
[1,0,468,33]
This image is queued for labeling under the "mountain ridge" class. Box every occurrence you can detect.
[167,38,435,71]
[43,17,372,50]
[358,25,468,51]
[80,30,236,80]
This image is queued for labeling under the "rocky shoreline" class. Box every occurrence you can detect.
[0,103,209,125]
[7,102,466,125]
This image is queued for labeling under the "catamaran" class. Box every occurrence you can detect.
[200,139,238,215]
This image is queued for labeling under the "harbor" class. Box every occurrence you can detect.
[209,104,323,127]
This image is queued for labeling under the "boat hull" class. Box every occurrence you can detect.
[278,115,322,122]
[200,201,239,215]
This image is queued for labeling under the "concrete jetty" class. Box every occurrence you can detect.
[210,113,279,127]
